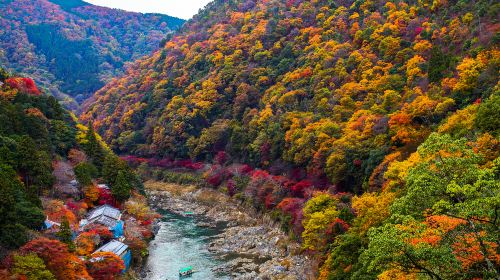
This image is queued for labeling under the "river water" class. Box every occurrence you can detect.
[143,210,230,280]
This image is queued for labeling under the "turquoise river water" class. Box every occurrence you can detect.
[143,210,230,280]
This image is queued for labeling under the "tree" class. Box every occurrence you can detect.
[357,216,461,280]
[16,136,54,195]
[0,164,44,249]
[86,252,125,280]
[20,237,91,280]
[112,170,132,202]
[302,193,339,252]
[364,133,500,278]
[56,216,75,252]
[68,149,87,166]
[351,191,396,236]
[74,162,97,186]
[12,253,56,280]
[428,46,450,83]
[102,154,126,184]
[83,124,105,169]
[83,184,100,205]
[475,93,500,135]
[75,232,98,256]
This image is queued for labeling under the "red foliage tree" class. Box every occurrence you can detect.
[86,252,124,280]
[97,188,114,206]
[5,77,40,95]
[214,151,228,165]
[290,180,313,197]
[20,237,91,280]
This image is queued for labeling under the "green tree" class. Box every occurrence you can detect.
[356,217,460,280]
[0,67,9,81]
[112,170,132,202]
[12,253,56,280]
[362,133,500,278]
[0,164,44,248]
[301,193,339,252]
[102,154,126,185]
[49,119,76,155]
[475,93,500,135]
[56,216,75,252]
[16,136,54,195]
[428,46,450,83]
[83,123,105,169]
[74,162,97,186]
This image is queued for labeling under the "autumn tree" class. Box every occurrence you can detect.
[12,253,56,280]
[302,193,339,252]
[20,237,91,280]
[86,252,125,280]
[360,133,500,278]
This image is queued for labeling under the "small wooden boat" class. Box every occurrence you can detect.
[179,266,194,277]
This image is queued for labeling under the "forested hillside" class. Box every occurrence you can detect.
[82,0,499,278]
[0,68,156,279]
[0,0,184,108]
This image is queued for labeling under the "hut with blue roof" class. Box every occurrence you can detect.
[92,240,132,272]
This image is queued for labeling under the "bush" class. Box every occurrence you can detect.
[162,171,205,186]
[476,93,500,135]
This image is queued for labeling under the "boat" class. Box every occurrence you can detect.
[179,266,194,277]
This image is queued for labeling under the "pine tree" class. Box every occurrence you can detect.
[83,123,105,170]
[111,170,132,202]
[56,216,75,252]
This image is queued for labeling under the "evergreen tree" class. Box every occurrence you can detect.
[74,162,97,186]
[111,170,132,202]
[56,216,75,252]
[83,123,105,170]
[0,164,44,249]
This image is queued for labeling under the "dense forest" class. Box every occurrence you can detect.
[0,0,184,108]
[0,68,156,279]
[82,0,499,278]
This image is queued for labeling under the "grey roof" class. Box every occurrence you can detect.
[84,205,121,229]
[88,205,121,220]
[94,240,129,257]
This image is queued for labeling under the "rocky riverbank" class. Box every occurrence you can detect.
[145,181,315,280]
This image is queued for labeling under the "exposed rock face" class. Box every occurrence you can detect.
[146,184,314,280]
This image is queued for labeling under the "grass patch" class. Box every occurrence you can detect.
[144,180,197,196]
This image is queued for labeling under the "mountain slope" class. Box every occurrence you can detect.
[82,1,500,278]
[83,0,498,190]
[0,0,184,108]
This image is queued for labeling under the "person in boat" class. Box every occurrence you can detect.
[179,266,194,276]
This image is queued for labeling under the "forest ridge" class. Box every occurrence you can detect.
[0,0,184,108]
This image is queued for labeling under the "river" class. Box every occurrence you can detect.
[143,183,314,280]
[143,210,230,280]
